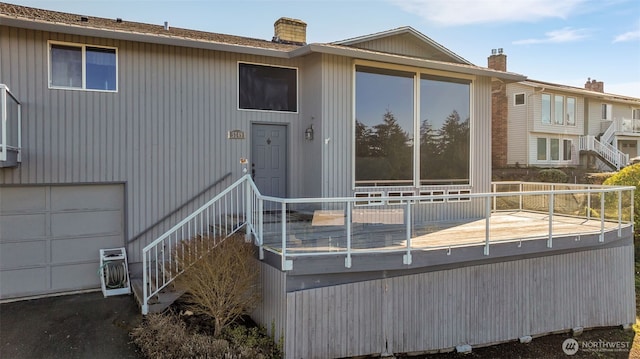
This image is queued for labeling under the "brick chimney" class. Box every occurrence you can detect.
[487,48,507,72]
[488,49,508,168]
[273,17,307,45]
[585,78,604,93]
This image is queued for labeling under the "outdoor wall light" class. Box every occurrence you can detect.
[305,124,314,141]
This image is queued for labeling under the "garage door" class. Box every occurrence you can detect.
[0,184,124,299]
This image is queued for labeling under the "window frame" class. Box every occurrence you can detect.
[351,60,474,189]
[537,138,547,161]
[237,61,299,113]
[563,139,572,161]
[514,93,525,106]
[602,103,612,121]
[47,40,118,92]
[554,95,564,125]
[566,97,576,126]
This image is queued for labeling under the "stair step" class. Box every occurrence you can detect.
[131,278,186,314]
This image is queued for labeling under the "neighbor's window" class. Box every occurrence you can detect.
[566,97,576,126]
[355,66,414,185]
[49,42,117,91]
[238,62,297,112]
[541,94,551,124]
[632,109,640,120]
[554,95,564,125]
[602,104,612,120]
[514,93,525,106]
[537,138,547,160]
[563,139,572,161]
[550,138,559,160]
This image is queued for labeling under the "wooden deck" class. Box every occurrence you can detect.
[262,211,623,253]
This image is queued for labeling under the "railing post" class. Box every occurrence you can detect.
[519,182,523,211]
[1,86,6,162]
[258,199,264,260]
[587,186,591,220]
[484,196,490,255]
[600,190,605,242]
[245,180,252,242]
[142,252,148,315]
[547,191,554,248]
[403,201,412,265]
[618,189,622,238]
[281,202,292,270]
[345,203,352,268]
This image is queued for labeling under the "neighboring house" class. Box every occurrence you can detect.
[0,4,635,358]
[489,50,640,170]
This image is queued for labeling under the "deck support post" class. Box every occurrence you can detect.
[548,191,554,248]
[484,197,490,255]
[403,201,412,265]
[345,204,352,268]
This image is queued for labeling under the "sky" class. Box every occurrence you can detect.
[5,0,640,98]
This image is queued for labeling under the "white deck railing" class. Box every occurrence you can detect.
[141,176,634,314]
[578,135,629,170]
[0,84,21,164]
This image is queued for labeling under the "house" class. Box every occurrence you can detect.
[489,50,640,170]
[0,3,635,358]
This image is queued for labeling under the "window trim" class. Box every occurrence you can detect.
[514,93,526,106]
[602,103,612,121]
[47,40,118,92]
[541,93,551,124]
[566,97,576,126]
[351,60,475,190]
[237,61,299,114]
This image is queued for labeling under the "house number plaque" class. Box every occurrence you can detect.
[227,129,245,140]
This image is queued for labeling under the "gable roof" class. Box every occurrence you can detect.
[0,2,525,82]
[520,79,640,105]
[333,26,471,65]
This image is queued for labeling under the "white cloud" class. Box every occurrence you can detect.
[389,0,586,26]
[512,27,591,45]
[613,29,640,43]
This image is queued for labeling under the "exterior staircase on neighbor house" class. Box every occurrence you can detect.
[579,120,629,170]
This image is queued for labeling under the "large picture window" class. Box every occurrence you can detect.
[554,95,564,125]
[354,65,470,187]
[566,97,576,126]
[355,67,414,185]
[238,63,297,112]
[49,42,117,91]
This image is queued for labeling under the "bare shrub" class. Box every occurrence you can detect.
[130,313,229,359]
[173,234,260,337]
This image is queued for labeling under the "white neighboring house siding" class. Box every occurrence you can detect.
[527,88,584,167]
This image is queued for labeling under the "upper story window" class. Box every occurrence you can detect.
[632,108,640,120]
[514,93,525,106]
[566,97,576,126]
[49,41,117,91]
[602,104,612,120]
[238,62,298,112]
[554,95,564,125]
[541,94,551,124]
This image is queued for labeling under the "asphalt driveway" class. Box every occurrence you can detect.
[1,291,143,359]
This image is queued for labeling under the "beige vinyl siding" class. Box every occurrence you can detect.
[0,26,310,262]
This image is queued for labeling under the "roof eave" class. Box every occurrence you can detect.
[0,16,290,58]
[521,80,640,103]
[296,44,526,82]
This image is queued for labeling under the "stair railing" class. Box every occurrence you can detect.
[141,174,258,314]
[579,135,628,170]
[600,120,616,145]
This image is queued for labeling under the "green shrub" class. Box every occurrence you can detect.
[537,168,568,183]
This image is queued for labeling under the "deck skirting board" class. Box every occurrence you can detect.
[254,244,635,358]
